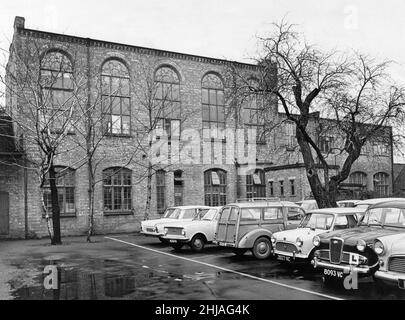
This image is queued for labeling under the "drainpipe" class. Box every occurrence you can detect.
[23,136,28,239]
[390,127,394,195]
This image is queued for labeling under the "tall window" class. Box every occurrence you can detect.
[40,51,74,132]
[43,166,75,216]
[243,78,265,143]
[204,169,227,206]
[269,181,274,196]
[202,73,225,139]
[246,169,266,199]
[319,136,333,153]
[103,168,132,213]
[154,66,181,139]
[374,172,389,197]
[101,59,131,135]
[290,179,296,196]
[279,180,285,196]
[174,170,184,206]
[349,171,367,187]
[285,121,296,150]
[373,143,388,156]
[156,170,166,214]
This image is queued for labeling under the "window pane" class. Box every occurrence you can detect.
[264,207,281,220]
[111,77,120,94]
[202,106,210,121]
[217,106,225,122]
[111,115,121,134]
[172,85,180,101]
[121,98,130,115]
[202,88,209,104]
[210,105,217,121]
[65,187,75,213]
[104,187,112,210]
[121,78,130,96]
[114,187,122,210]
[112,98,121,115]
[241,208,261,220]
[209,90,217,105]
[122,116,130,135]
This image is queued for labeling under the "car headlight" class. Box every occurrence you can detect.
[182,229,186,236]
[313,236,320,247]
[296,237,304,247]
[356,239,367,252]
[164,228,168,236]
[271,236,277,245]
[374,240,385,255]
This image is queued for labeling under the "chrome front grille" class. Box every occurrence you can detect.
[146,227,155,233]
[275,242,299,253]
[388,256,405,274]
[166,227,183,236]
[330,238,344,264]
[318,249,351,264]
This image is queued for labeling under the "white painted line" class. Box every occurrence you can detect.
[105,236,343,300]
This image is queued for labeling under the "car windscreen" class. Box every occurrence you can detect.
[300,213,334,230]
[180,209,197,219]
[202,208,218,221]
[163,208,178,218]
[362,207,405,227]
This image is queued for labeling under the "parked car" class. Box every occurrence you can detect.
[296,199,318,212]
[337,200,360,208]
[312,199,405,284]
[213,198,305,259]
[371,202,405,289]
[160,207,222,252]
[140,206,211,241]
[271,207,365,264]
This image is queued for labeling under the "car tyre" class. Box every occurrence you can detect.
[232,248,247,256]
[190,235,206,252]
[252,237,272,260]
[171,243,184,252]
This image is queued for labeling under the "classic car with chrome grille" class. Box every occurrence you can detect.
[271,207,364,264]
[140,206,211,241]
[160,207,222,252]
[213,198,305,259]
[371,201,405,289]
[312,199,405,283]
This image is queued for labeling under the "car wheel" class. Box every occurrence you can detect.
[232,248,247,256]
[252,237,272,260]
[190,235,205,252]
[171,243,184,252]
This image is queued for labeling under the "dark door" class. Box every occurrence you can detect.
[0,192,9,235]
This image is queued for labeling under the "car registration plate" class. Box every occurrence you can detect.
[169,240,177,244]
[277,255,291,262]
[323,268,344,279]
[398,279,405,289]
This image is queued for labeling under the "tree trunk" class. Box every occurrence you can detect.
[86,159,95,243]
[144,163,153,220]
[48,164,62,245]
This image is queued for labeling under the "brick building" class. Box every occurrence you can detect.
[0,17,394,239]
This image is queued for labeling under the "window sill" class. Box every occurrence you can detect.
[105,134,132,138]
[42,213,77,219]
[104,211,134,216]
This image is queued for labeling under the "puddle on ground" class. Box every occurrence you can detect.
[9,259,223,300]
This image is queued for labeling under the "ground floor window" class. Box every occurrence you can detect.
[246,169,266,199]
[156,170,166,214]
[204,169,227,206]
[374,172,389,197]
[103,168,132,213]
[43,166,75,216]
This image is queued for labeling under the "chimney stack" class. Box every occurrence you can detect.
[14,16,25,31]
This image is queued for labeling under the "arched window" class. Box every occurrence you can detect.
[103,167,132,213]
[101,59,131,135]
[204,169,227,206]
[246,169,266,199]
[43,166,75,216]
[154,66,181,139]
[243,78,264,143]
[374,172,390,197]
[202,73,225,139]
[349,171,367,187]
[40,51,74,132]
[156,170,166,214]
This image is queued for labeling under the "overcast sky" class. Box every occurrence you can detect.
[1,0,405,161]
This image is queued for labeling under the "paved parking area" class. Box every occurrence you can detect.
[1,234,405,300]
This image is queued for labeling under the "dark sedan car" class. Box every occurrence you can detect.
[311,199,405,282]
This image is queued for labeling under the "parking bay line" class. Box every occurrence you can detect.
[105,236,343,300]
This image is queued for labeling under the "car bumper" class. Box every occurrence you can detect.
[374,270,405,289]
[213,240,236,248]
[273,250,308,261]
[140,231,164,237]
[311,257,376,274]
[160,235,190,243]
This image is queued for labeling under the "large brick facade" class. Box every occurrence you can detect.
[0,17,394,239]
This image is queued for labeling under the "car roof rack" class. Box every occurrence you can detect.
[236,197,281,203]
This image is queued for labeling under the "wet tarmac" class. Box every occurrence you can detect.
[2,234,405,300]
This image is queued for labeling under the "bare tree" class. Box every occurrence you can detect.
[233,20,405,207]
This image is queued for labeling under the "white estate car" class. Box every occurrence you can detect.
[160,207,222,252]
[271,207,366,263]
[140,206,211,241]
